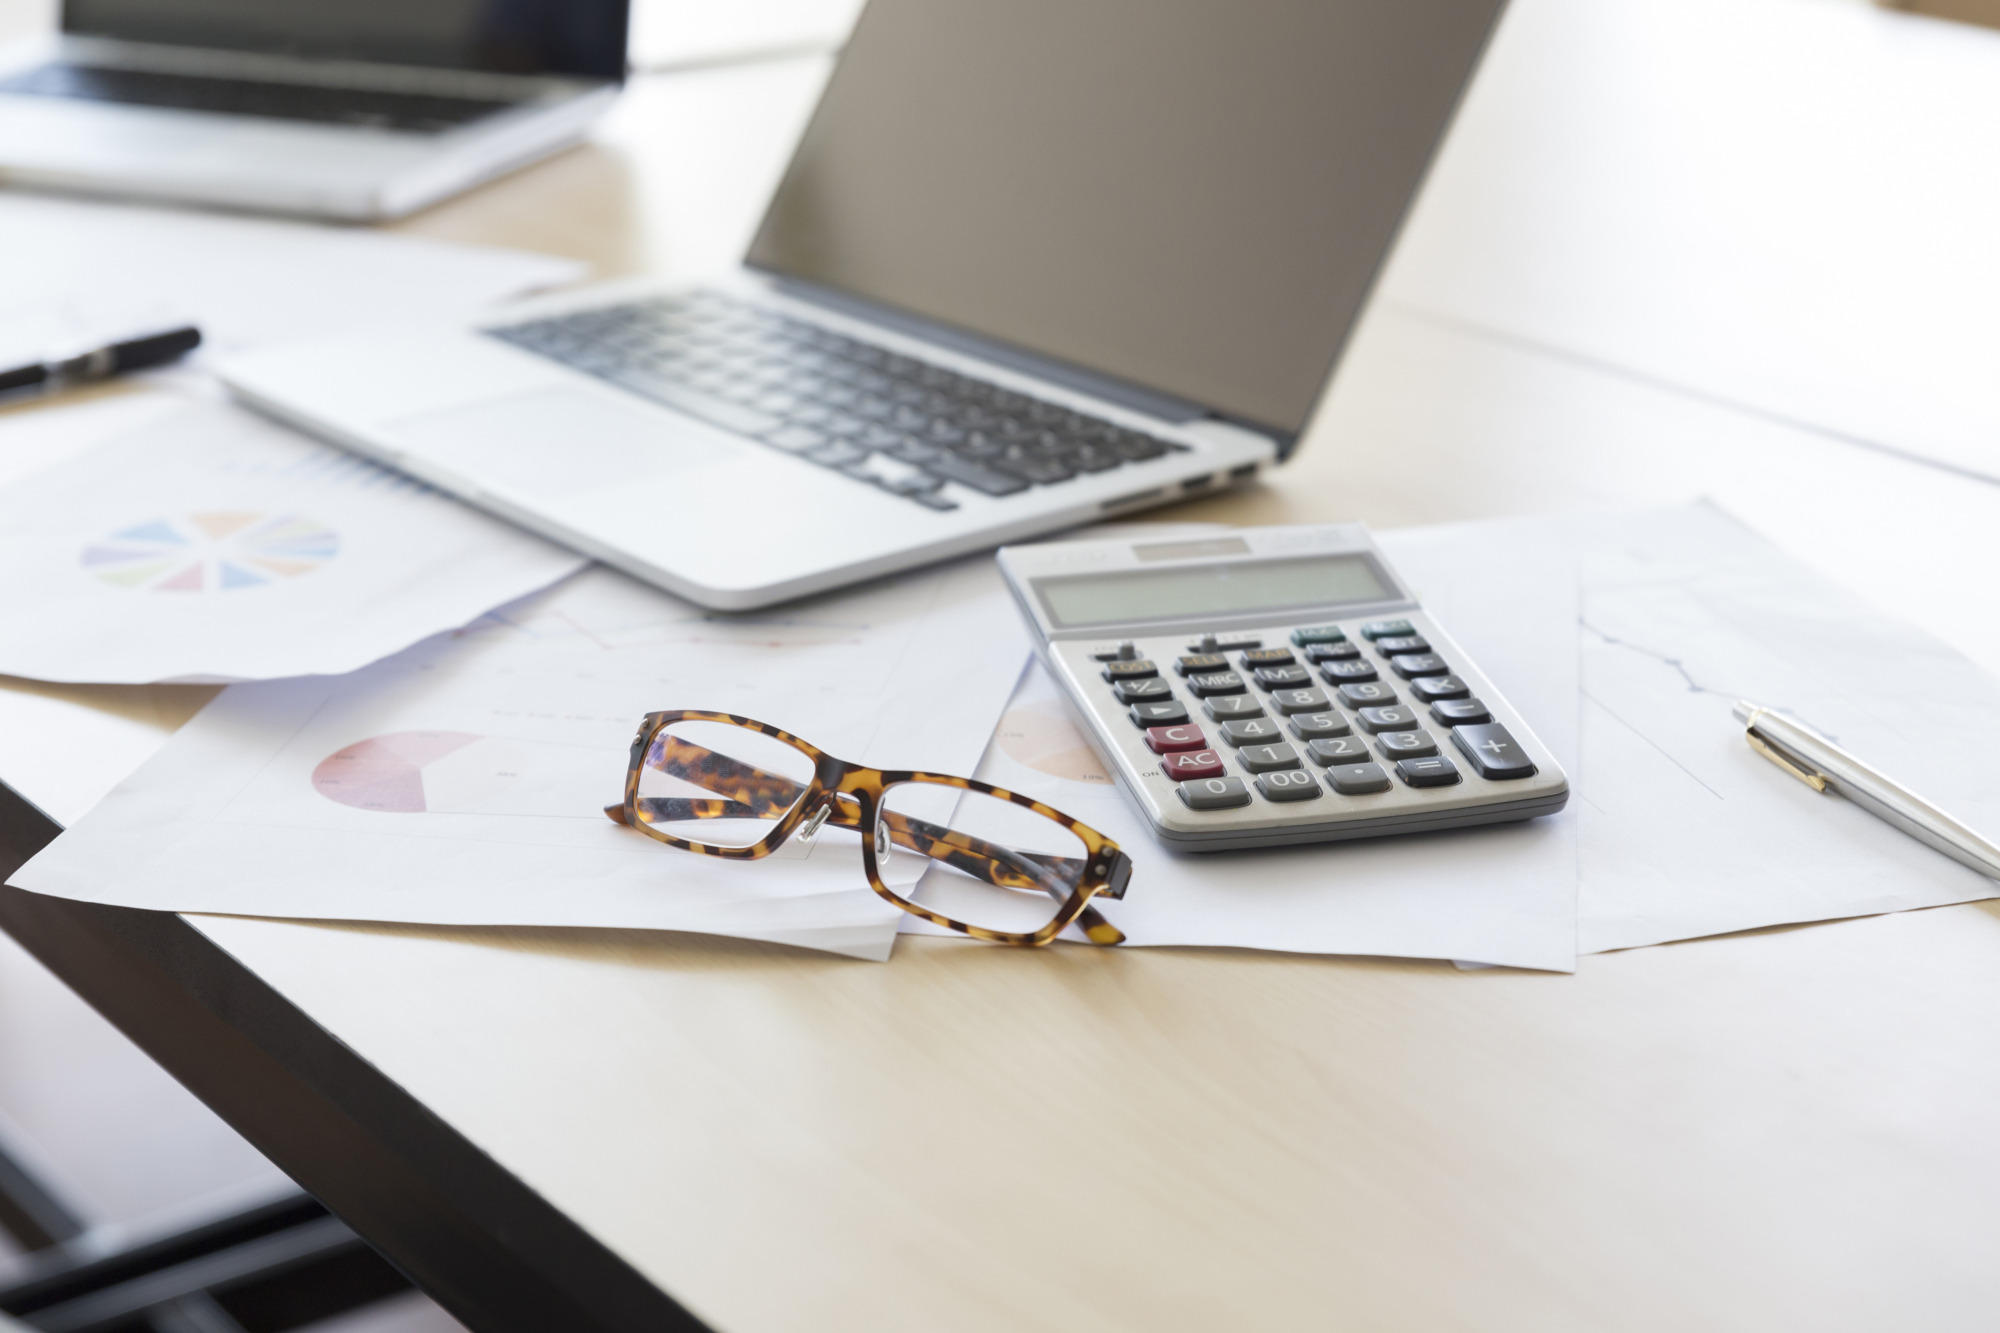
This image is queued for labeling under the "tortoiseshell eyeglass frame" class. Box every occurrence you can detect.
[603,710,1133,947]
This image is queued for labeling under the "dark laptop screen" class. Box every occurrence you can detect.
[748,0,1504,440]
[62,0,628,79]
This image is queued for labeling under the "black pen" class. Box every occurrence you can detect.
[0,325,203,398]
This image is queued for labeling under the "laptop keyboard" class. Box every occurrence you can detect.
[487,290,1189,512]
[0,63,517,133]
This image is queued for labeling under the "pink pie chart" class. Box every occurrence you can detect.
[311,731,484,813]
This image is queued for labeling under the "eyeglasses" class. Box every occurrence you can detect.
[602,711,1132,947]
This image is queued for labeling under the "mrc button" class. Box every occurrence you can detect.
[1451,723,1538,779]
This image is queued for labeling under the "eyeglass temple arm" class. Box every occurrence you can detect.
[603,738,810,825]
[878,810,1127,945]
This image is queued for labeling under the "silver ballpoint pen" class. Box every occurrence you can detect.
[1734,700,2000,880]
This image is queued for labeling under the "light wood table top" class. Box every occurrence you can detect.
[7,0,2000,1328]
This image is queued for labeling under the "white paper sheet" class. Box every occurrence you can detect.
[901,519,1582,972]
[8,555,1035,960]
[0,399,587,683]
[0,191,583,368]
[1576,503,2000,952]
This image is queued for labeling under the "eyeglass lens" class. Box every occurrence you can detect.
[876,782,1090,936]
[635,720,817,848]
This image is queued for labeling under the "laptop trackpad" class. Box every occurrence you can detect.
[383,387,726,499]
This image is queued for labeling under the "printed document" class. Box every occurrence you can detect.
[0,400,586,684]
[9,556,1034,961]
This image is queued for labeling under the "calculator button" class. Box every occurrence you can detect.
[1326,762,1392,795]
[1373,635,1431,656]
[1176,653,1229,676]
[1236,743,1302,773]
[1252,665,1312,689]
[1337,682,1397,708]
[1129,701,1190,727]
[1290,625,1348,646]
[1145,724,1208,753]
[1202,694,1266,722]
[1388,653,1451,679]
[1112,677,1174,705]
[1240,647,1296,668]
[1320,660,1380,684]
[1304,641,1361,663]
[1289,712,1352,741]
[1395,755,1462,787]
[1219,718,1285,747]
[1186,671,1247,697]
[1101,659,1159,682]
[1256,770,1323,802]
[1269,687,1332,716]
[1374,729,1440,759]
[1360,619,1416,640]
[1409,675,1471,702]
[1177,775,1251,810]
[1355,704,1420,733]
[1451,723,1539,780]
[1306,736,1369,764]
[1430,698,1492,726]
[1162,749,1228,781]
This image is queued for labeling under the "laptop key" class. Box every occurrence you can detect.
[602,371,780,436]
[764,426,827,454]
[921,455,1030,496]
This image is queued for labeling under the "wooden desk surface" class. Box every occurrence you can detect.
[8,0,2000,1328]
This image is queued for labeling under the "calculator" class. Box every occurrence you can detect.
[996,525,1569,850]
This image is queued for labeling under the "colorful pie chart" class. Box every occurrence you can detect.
[81,512,339,592]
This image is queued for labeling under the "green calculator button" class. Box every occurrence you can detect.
[1290,625,1347,646]
[1360,619,1416,640]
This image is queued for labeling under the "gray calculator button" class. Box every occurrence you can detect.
[1256,769,1323,802]
[1410,675,1471,702]
[1304,641,1361,662]
[1389,653,1451,679]
[1430,698,1492,726]
[1375,729,1439,758]
[1239,647,1296,668]
[1320,660,1379,684]
[1337,682,1398,709]
[1112,677,1174,704]
[1203,694,1266,722]
[1360,619,1416,641]
[1396,755,1462,787]
[1452,723,1539,779]
[1236,743,1302,773]
[1177,776,1251,810]
[1186,671,1247,697]
[1176,653,1229,676]
[1100,659,1159,682]
[1373,634,1431,656]
[1307,736,1369,765]
[1129,701,1190,727]
[1355,704,1420,733]
[1269,687,1331,716]
[1219,718,1284,747]
[1290,712,1352,741]
[1252,665,1312,689]
[1326,762,1392,795]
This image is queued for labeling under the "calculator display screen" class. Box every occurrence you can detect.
[1035,554,1390,628]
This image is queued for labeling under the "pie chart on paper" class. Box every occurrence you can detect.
[310,731,610,817]
[311,731,488,814]
[81,512,340,592]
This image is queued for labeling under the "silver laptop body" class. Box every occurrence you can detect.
[0,0,627,220]
[219,0,1507,608]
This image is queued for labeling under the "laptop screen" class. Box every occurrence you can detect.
[62,0,628,79]
[747,0,1504,441]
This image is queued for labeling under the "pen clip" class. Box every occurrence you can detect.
[1743,717,1828,793]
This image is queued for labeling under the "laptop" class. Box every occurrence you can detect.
[0,0,627,220]
[219,0,1507,609]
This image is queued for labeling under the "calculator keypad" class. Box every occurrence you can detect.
[1372,635,1431,656]
[1430,698,1491,726]
[1256,770,1322,802]
[1304,641,1361,662]
[1337,682,1397,708]
[1252,665,1313,689]
[1375,730,1440,759]
[1269,688,1331,716]
[1451,723,1538,779]
[1409,675,1470,702]
[1325,762,1392,795]
[1186,672,1247,697]
[1290,625,1348,646]
[1320,660,1379,684]
[1113,677,1174,704]
[1236,743,1302,773]
[1388,654,1450,679]
[1176,653,1228,675]
[1356,705,1421,733]
[1395,755,1461,787]
[1101,659,1159,682]
[1129,701,1190,727]
[1307,736,1369,764]
[1177,776,1251,809]
[1360,619,1416,640]
[1290,713,1352,741]
[1218,718,1284,747]
[1240,648,1295,668]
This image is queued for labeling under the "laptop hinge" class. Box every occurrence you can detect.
[761,274,1297,453]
